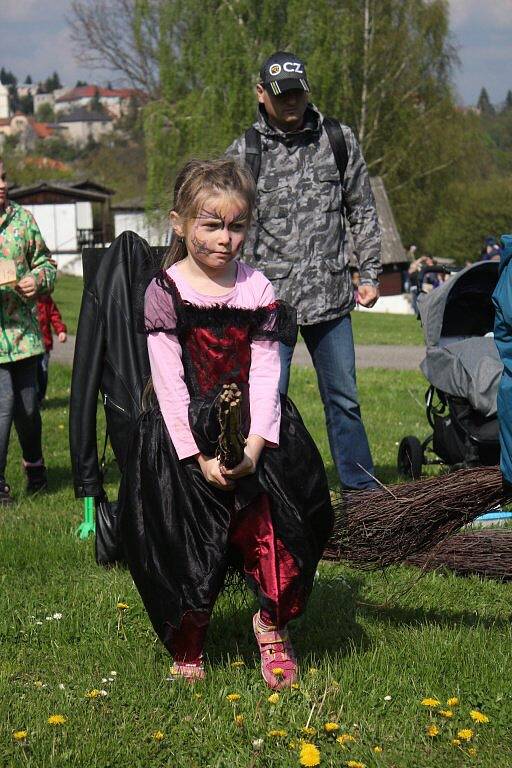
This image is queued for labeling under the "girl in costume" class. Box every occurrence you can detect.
[120,158,333,688]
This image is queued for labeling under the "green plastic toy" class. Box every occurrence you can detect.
[76,496,96,539]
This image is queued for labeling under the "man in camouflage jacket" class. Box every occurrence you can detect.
[0,158,56,501]
[227,51,381,490]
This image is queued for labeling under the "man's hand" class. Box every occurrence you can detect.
[197,453,234,490]
[58,332,67,343]
[15,275,37,299]
[358,284,380,308]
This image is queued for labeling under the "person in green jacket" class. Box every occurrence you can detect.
[0,158,56,502]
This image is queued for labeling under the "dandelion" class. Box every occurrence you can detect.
[346,762,366,768]
[451,738,461,746]
[85,689,103,699]
[373,746,383,753]
[421,697,441,707]
[268,729,287,738]
[34,680,44,688]
[324,722,340,733]
[13,731,28,741]
[426,725,440,737]
[457,729,474,741]
[231,660,245,668]
[447,697,459,706]
[299,741,321,767]
[291,683,300,690]
[438,709,453,718]
[468,747,477,757]
[337,734,356,745]
[116,602,129,610]
[272,667,284,677]
[226,693,241,703]
[234,714,244,726]
[47,714,66,726]
[308,667,319,676]
[152,730,164,741]
[470,709,489,723]
[301,726,317,736]
[268,692,280,704]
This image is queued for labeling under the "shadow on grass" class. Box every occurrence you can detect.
[205,572,369,664]
[41,395,70,410]
[357,599,512,632]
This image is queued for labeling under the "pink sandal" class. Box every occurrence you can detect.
[168,660,205,683]
[252,612,297,689]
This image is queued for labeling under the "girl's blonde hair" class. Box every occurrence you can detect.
[162,157,256,269]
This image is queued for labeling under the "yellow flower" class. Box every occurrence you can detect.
[301,726,317,736]
[438,709,453,718]
[85,689,102,699]
[337,734,356,745]
[47,714,66,726]
[235,714,244,726]
[468,747,477,757]
[272,667,284,677]
[421,697,441,707]
[346,762,366,768]
[470,709,489,723]
[291,683,300,690]
[289,740,297,750]
[152,730,164,741]
[308,667,319,676]
[268,693,280,704]
[13,730,28,741]
[231,660,245,668]
[457,729,474,741]
[447,697,459,706]
[226,693,241,703]
[116,602,129,610]
[268,729,287,738]
[299,741,321,767]
[34,680,44,688]
[452,739,461,746]
[373,746,383,753]
[426,724,440,737]
[324,722,340,733]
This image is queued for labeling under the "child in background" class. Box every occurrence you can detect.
[120,158,334,687]
[36,295,67,402]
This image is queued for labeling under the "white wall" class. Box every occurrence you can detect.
[24,203,78,253]
[75,201,93,230]
[114,211,169,247]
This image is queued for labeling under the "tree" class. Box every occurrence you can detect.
[25,75,33,84]
[43,72,62,93]
[75,80,88,87]
[35,103,56,122]
[504,90,512,112]
[18,94,34,115]
[477,87,495,117]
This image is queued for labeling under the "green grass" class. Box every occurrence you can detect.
[51,274,425,347]
[1,364,510,767]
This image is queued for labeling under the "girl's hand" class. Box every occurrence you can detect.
[221,435,265,480]
[58,332,67,343]
[197,453,234,491]
[16,275,37,299]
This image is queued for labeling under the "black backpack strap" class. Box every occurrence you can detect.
[323,117,349,185]
[244,126,262,183]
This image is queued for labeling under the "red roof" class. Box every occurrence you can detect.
[55,86,140,103]
[32,122,55,139]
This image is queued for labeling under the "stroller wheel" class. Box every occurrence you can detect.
[397,436,423,479]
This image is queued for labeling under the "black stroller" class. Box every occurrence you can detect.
[397,261,502,479]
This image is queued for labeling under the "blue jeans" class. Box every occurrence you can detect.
[0,357,42,479]
[279,315,377,490]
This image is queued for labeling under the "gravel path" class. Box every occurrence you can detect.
[56,336,424,371]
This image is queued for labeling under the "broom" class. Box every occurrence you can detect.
[216,383,246,469]
[406,529,512,581]
[323,466,510,569]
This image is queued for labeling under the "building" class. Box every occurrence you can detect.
[8,180,115,274]
[0,113,63,150]
[112,198,169,247]
[56,108,114,146]
[54,85,142,118]
[0,83,10,119]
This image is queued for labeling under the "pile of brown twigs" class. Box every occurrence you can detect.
[323,466,509,569]
[406,529,512,581]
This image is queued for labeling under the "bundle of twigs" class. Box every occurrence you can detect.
[216,383,246,469]
[323,466,509,569]
[406,530,512,581]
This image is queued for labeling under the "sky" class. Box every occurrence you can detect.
[1,0,512,106]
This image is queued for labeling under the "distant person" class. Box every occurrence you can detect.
[0,157,56,502]
[481,236,502,262]
[227,51,382,491]
[36,295,67,402]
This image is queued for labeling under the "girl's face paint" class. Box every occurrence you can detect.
[183,193,249,274]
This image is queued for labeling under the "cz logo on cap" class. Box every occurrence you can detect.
[269,63,282,76]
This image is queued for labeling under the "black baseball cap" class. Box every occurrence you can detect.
[260,51,310,95]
